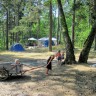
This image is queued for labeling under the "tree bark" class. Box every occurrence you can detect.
[57,0,76,64]
[6,10,9,50]
[57,4,60,45]
[94,0,96,50]
[78,21,96,63]
[78,0,96,63]
[49,0,52,52]
[72,0,76,48]
[94,34,96,50]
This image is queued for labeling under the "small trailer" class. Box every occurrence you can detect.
[0,62,23,81]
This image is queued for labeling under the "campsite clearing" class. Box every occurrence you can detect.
[0,49,96,96]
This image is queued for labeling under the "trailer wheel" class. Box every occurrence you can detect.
[0,69,9,81]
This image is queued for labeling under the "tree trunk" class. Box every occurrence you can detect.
[57,0,76,64]
[6,10,9,50]
[2,23,5,48]
[94,0,96,50]
[78,21,96,63]
[15,2,24,43]
[16,5,20,43]
[57,5,60,45]
[72,0,76,48]
[94,34,96,50]
[78,0,96,63]
[49,0,52,52]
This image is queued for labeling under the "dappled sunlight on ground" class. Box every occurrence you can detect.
[0,48,96,96]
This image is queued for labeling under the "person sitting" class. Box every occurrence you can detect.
[15,59,20,64]
[11,59,23,74]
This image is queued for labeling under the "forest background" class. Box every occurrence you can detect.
[0,0,96,63]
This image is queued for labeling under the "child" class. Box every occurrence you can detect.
[11,59,20,66]
[11,59,23,74]
[15,59,20,64]
[61,51,64,61]
[55,50,61,65]
[46,55,55,75]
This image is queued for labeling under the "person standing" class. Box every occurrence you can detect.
[46,55,55,75]
[55,50,62,65]
[61,51,64,61]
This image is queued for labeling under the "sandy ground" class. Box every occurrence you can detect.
[0,50,96,96]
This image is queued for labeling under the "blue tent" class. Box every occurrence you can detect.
[43,40,55,47]
[10,43,25,51]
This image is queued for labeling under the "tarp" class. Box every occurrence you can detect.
[38,37,57,41]
[10,43,25,51]
[38,37,48,41]
[28,37,37,40]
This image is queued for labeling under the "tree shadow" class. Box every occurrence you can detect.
[42,64,96,96]
[0,51,96,95]
[75,70,96,96]
[1,75,32,82]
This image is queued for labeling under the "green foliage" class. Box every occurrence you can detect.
[63,0,91,48]
[0,37,5,50]
[0,0,95,50]
[52,44,65,51]
[75,29,91,48]
[10,26,29,33]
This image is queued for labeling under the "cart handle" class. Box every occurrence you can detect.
[22,64,46,74]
